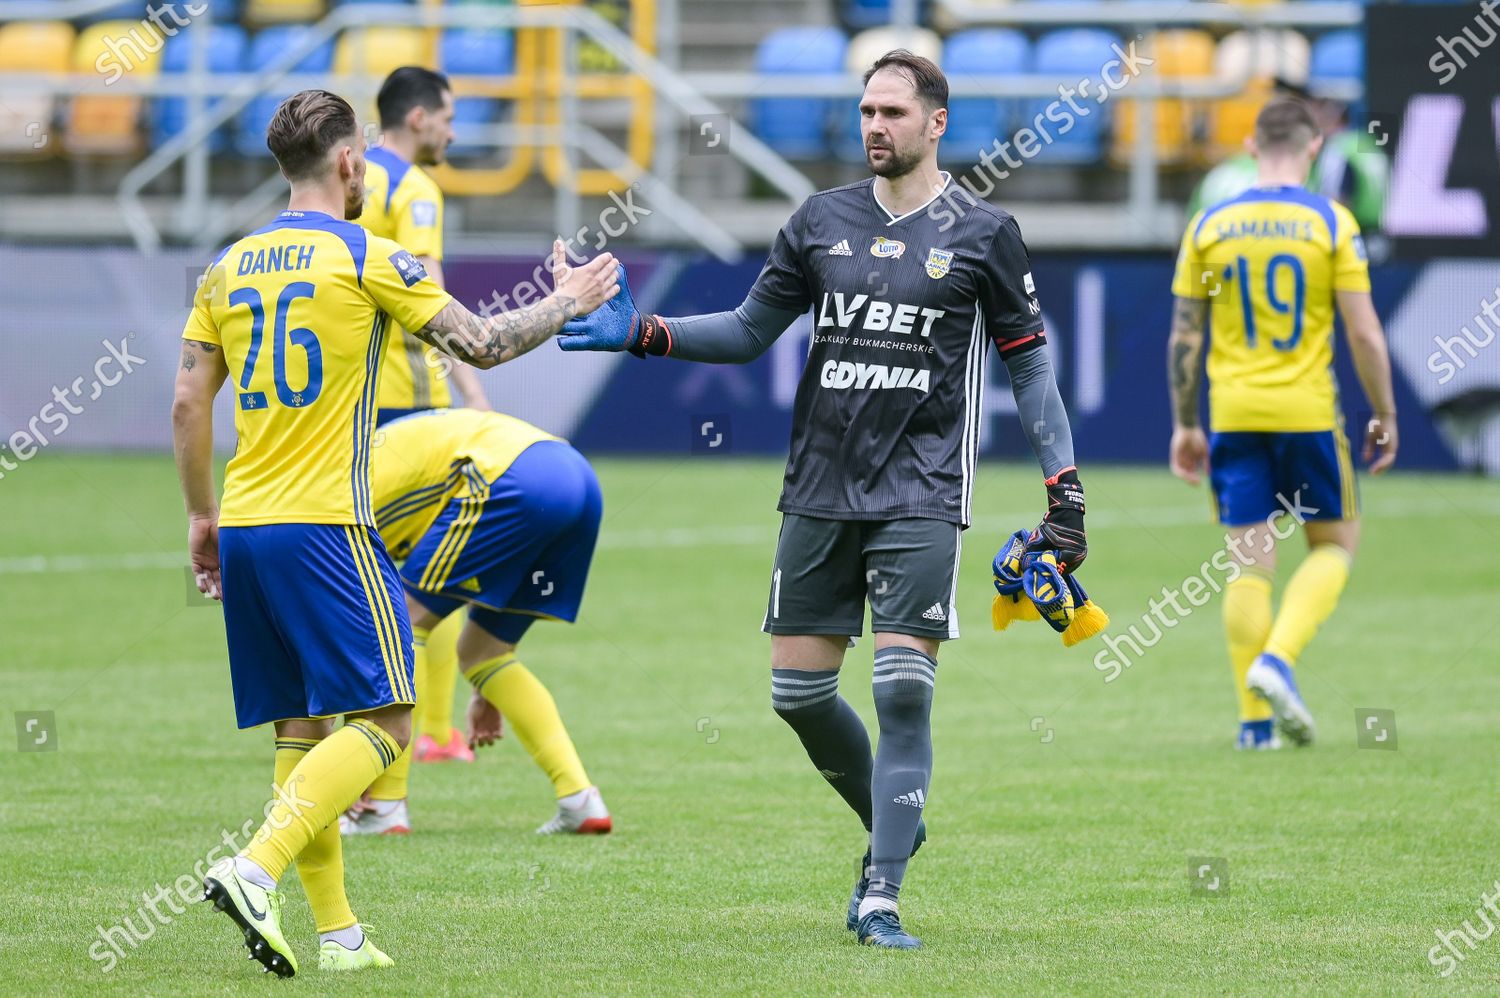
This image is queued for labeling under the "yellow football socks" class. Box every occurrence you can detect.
[243,718,400,882]
[419,612,463,741]
[367,625,428,801]
[273,736,355,933]
[1264,543,1353,667]
[1224,567,1275,722]
[464,653,590,798]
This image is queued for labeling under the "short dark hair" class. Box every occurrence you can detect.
[862,49,947,112]
[1254,97,1319,153]
[266,89,358,181]
[377,66,451,129]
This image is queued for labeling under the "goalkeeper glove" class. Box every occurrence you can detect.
[1027,467,1086,574]
[556,265,671,357]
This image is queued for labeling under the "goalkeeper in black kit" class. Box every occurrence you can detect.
[557,50,1087,949]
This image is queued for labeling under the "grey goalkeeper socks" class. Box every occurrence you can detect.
[866,646,936,907]
[771,668,875,831]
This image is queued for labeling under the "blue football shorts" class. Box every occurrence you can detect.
[1209,427,1359,527]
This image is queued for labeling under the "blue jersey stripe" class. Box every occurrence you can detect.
[1194,185,1338,248]
[366,146,413,215]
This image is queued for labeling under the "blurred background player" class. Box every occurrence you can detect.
[1189,79,1387,238]
[1167,97,1398,751]
[175,87,619,975]
[556,51,1085,948]
[341,407,611,837]
[362,66,493,775]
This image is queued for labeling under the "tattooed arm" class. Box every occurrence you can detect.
[412,240,620,370]
[172,339,229,597]
[1166,296,1209,485]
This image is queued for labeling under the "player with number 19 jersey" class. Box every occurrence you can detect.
[1172,186,1370,434]
[185,209,453,527]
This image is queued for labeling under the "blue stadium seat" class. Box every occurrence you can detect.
[153,25,247,152]
[156,0,241,22]
[1310,30,1362,85]
[331,0,416,5]
[749,28,848,160]
[79,2,146,22]
[237,26,335,157]
[942,29,1028,163]
[1022,28,1122,165]
[440,28,514,157]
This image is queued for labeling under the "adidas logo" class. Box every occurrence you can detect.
[828,239,853,256]
[893,788,926,808]
[921,602,946,622]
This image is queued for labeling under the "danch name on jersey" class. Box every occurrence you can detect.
[820,359,931,392]
[237,244,316,276]
[817,292,946,337]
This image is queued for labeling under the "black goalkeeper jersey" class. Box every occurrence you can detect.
[749,175,1045,527]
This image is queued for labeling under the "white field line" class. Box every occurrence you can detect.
[2,497,1497,576]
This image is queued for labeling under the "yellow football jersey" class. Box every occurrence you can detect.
[361,145,453,410]
[182,209,453,527]
[370,408,560,558]
[1172,185,1371,432]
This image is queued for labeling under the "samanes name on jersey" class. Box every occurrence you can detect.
[815,291,946,337]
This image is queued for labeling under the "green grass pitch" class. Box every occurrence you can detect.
[3,453,1500,994]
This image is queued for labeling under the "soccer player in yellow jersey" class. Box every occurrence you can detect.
[1167,98,1398,751]
[171,89,618,976]
[339,408,611,836]
[360,67,489,772]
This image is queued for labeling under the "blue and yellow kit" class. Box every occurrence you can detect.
[371,408,603,644]
[1172,185,1371,524]
[183,208,453,726]
[362,145,453,413]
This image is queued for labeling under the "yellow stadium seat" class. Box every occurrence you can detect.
[246,0,327,26]
[845,25,943,73]
[335,27,433,79]
[0,21,74,156]
[1112,29,1214,167]
[1210,30,1311,161]
[66,20,162,156]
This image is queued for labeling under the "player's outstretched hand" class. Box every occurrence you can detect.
[188,513,221,600]
[1169,426,1209,486]
[467,692,504,750]
[556,261,653,353]
[1363,414,1398,475]
[550,238,619,319]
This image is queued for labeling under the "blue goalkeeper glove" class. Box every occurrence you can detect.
[556,265,671,356]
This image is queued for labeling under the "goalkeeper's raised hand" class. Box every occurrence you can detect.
[556,263,671,356]
[1026,467,1087,574]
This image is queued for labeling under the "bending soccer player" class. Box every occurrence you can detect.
[361,66,491,768]
[1167,97,1398,750]
[172,89,617,976]
[556,50,1085,948]
[339,407,611,836]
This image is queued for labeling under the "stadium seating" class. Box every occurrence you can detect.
[942,29,1028,162]
[0,21,74,157]
[334,26,432,78]
[836,25,942,161]
[78,2,147,23]
[156,0,242,22]
[66,20,163,156]
[747,27,848,161]
[1310,29,1362,86]
[1024,28,1120,164]
[1112,29,1214,167]
[236,25,336,156]
[440,28,515,157]
[154,26,249,152]
[245,0,327,25]
[1210,29,1310,160]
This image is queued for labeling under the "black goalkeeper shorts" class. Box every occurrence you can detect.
[761,514,963,641]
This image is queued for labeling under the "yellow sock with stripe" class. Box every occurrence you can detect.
[367,626,428,801]
[419,612,464,741]
[1263,544,1353,667]
[242,718,401,882]
[273,737,356,932]
[465,654,590,798]
[1223,568,1275,722]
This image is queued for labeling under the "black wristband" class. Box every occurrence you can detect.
[627,314,671,358]
[1044,467,1084,516]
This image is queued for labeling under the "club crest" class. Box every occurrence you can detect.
[925,248,953,279]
